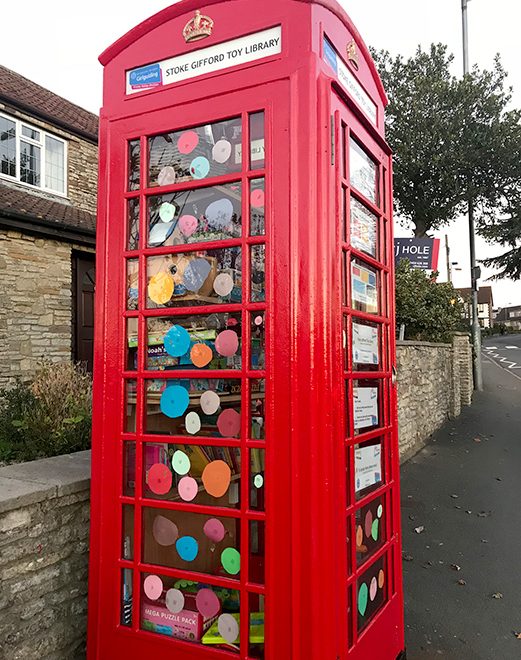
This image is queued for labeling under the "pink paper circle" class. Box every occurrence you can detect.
[152,515,178,546]
[364,510,373,538]
[254,315,263,326]
[178,130,199,154]
[144,575,163,601]
[215,330,239,357]
[203,518,226,543]
[196,588,221,618]
[178,476,198,502]
[251,188,265,208]
[147,463,172,495]
[158,166,176,187]
[217,408,241,437]
[212,139,232,164]
[369,576,378,601]
[200,390,221,415]
[179,214,198,237]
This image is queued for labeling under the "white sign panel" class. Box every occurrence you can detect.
[126,26,282,95]
[353,386,378,430]
[322,37,377,125]
[355,444,382,492]
[353,322,379,365]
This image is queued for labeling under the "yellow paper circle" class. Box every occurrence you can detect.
[148,272,174,305]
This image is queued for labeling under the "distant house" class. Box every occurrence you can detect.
[456,286,494,329]
[494,305,521,330]
[0,65,97,387]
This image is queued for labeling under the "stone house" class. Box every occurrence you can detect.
[0,66,98,387]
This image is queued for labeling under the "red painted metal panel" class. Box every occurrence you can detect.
[89,1,404,658]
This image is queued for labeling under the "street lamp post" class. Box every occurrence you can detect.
[461,0,483,391]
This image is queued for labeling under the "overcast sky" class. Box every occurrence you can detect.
[2,0,520,306]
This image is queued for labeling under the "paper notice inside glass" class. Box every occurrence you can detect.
[353,323,379,365]
[353,386,378,430]
[350,197,377,257]
[351,263,378,314]
[355,443,382,492]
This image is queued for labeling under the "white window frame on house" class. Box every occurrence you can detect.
[0,111,68,197]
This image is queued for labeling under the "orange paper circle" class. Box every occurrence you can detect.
[148,272,174,305]
[378,569,385,589]
[202,460,231,498]
[190,343,213,368]
[356,525,363,548]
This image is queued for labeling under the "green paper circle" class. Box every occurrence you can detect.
[377,504,383,519]
[254,474,264,489]
[371,518,379,542]
[172,450,191,476]
[221,547,241,575]
[358,583,368,616]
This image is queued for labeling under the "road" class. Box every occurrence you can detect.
[401,335,521,659]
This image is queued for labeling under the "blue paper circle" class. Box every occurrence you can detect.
[183,258,212,292]
[164,325,191,357]
[176,536,199,562]
[190,156,210,180]
[160,385,190,419]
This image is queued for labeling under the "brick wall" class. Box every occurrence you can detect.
[0,230,94,388]
[396,334,473,461]
[0,452,90,660]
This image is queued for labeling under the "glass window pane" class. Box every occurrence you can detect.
[127,259,139,310]
[121,569,133,627]
[20,140,41,186]
[352,320,380,371]
[250,179,265,236]
[351,379,383,435]
[251,313,265,370]
[22,125,40,140]
[142,442,241,508]
[0,116,16,177]
[250,448,265,511]
[249,520,265,584]
[143,507,241,577]
[350,139,379,206]
[350,197,378,258]
[123,442,136,497]
[351,260,378,315]
[251,245,265,302]
[44,136,64,193]
[126,318,138,371]
[122,505,134,560]
[125,380,137,433]
[249,112,265,170]
[146,247,242,309]
[145,378,242,438]
[250,380,265,439]
[147,182,241,248]
[355,495,385,566]
[146,313,242,371]
[128,139,140,191]
[354,438,383,500]
[127,199,140,251]
[357,554,387,631]
[249,593,265,658]
[141,575,240,649]
[148,117,242,187]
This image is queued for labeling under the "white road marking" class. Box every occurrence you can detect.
[505,345,519,349]
[485,346,497,350]
[482,353,521,382]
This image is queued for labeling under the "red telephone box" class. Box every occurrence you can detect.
[88,1,405,658]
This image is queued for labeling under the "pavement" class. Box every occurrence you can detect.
[401,333,521,659]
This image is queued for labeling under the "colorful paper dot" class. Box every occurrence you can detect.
[218,613,239,644]
[164,325,191,357]
[215,329,239,357]
[203,518,226,543]
[202,460,232,498]
[147,463,172,495]
[200,390,221,415]
[217,408,241,437]
[152,515,178,546]
[176,536,199,562]
[172,450,191,475]
[221,547,241,575]
[196,588,221,618]
[178,476,198,502]
[185,411,202,434]
[144,575,163,601]
[160,385,190,419]
[190,156,210,179]
[165,588,185,614]
[358,582,368,616]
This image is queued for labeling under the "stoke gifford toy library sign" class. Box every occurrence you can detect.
[127,26,282,94]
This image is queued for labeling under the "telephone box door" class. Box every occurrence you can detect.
[89,82,292,660]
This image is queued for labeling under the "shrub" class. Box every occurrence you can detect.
[395,260,466,343]
[0,361,92,464]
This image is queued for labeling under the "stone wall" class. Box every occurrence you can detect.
[0,230,94,388]
[396,334,473,461]
[0,452,90,660]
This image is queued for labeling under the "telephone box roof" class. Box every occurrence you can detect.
[99,0,387,107]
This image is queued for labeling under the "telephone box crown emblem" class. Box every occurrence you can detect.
[346,39,359,69]
[183,10,214,43]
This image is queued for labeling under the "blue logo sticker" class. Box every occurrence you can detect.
[323,38,338,74]
[129,63,162,90]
